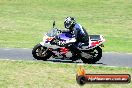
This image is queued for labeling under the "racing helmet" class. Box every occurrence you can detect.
[64,17,76,29]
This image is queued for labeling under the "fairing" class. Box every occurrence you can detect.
[58,33,73,41]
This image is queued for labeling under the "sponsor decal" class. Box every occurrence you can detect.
[76,66,131,85]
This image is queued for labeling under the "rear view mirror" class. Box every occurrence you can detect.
[53,21,55,28]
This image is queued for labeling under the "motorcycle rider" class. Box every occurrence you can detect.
[62,17,89,60]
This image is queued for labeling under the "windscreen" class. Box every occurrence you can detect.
[46,28,60,37]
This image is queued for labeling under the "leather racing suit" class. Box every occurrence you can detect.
[63,23,89,59]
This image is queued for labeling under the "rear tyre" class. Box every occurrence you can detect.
[32,43,52,60]
[81,46,102,64]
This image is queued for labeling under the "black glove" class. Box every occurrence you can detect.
[50,38,58,45]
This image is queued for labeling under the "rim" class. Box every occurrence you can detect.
[92,49,99,58]
[35,46,47,57]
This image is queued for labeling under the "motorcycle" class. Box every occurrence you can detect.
[32,21,105,64]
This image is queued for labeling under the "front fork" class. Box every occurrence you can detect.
[39,42,55,57]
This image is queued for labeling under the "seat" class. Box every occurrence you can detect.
[89,35,101,41]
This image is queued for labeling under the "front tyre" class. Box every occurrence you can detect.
[81,46,102,64]
[32,43,52,60]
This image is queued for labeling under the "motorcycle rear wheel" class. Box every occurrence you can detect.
[81,46,102,64]
[32,43,52,60]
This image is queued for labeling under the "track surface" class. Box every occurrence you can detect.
[0,48,132,67]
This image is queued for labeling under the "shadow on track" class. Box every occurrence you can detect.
[33,58,106,65]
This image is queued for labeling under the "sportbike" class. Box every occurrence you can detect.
[32,21,105,63]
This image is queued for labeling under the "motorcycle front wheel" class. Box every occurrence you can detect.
[32,43,52,60]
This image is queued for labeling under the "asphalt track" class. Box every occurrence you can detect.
[0,48,132,67]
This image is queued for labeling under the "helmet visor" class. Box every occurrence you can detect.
[65,21,72,29]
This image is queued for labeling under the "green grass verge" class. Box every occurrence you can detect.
[0,0,132,52]
[0,60,131,88]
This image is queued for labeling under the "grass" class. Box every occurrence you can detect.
[0,0,132,52]
[0,60,131,88]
